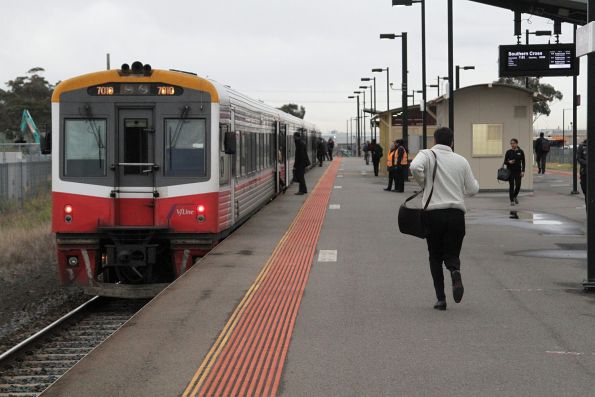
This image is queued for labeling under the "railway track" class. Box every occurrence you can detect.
[0,297,148,397]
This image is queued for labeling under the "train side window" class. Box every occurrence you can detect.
[64,119,107,177]
[164,118,207,177]
[240,132,246,176]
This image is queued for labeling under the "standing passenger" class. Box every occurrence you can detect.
[316,138,326,167]
[363,141,370,165]
[384,141,397,191]
[293,132,309,195]
[410,127,479,310]
[370,139,383,177]
[534,132,550,174]
[394,139,408,193]
[578,138,588,204]
[327,138,335,161]
[504,138,525,206]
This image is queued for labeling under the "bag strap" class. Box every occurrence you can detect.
[423,150,438,210]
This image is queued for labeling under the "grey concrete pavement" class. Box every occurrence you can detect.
[280,157,593,396]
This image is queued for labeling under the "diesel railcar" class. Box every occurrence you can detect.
[50,62,319,297]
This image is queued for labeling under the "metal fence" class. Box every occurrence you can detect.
[0,145,51,206]
[545,147,575,164]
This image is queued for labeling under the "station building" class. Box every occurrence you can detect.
[376,83,536,191]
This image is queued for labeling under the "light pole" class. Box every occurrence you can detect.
[584,0,595,290]
[362,77,377,140]
[372,68,390,112]
[437,76,449,96]
[455,65,475,89]
[448,0,454,132]
[572,24,579,195]
[349,94,361,156]
[358,87,368,144]
[380,32,408,146]
[393,0,426,147]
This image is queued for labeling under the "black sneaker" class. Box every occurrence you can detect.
[451,270,464,303]
[434,300,447,310]
[514,198,519,204]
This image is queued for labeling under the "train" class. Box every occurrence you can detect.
[48,61,320,298]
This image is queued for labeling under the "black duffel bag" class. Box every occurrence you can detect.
[497,166,510,182]
[398,151,437,239]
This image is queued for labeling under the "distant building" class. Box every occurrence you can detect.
[377,83,536,191]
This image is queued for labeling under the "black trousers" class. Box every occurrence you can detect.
[536,152,547,173]
[372,159,380,176]
[581,174,587,204]
[395,166,406,192]
[328,149,333,161]
[424,209,466,301]
[294,167,307,193]
[508,171,522,201]
[386,167,395,189]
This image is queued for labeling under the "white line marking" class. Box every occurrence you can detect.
[318,250,337,262]
[334,186,342,189]
[337,175,344,178]
[550,184,571,187]
[329,204,341,210]
[546,351,585,356]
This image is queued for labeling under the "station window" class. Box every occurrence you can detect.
[472,124,503,157]
[164,119,207,177]
[64,119,107,177]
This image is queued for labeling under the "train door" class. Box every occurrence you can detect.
[230,109,237,225]
[277,123,287,192]
[116,108,156,226]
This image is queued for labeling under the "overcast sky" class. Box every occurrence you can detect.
[0,0,588,133]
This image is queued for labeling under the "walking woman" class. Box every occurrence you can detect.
[503,138,525,206]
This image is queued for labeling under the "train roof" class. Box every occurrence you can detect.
[52,68,318,132]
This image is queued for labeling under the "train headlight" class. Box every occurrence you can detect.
[197,204,206,222]
[67,256,79,267]
[64,205,73,214]
[197,205,205,213]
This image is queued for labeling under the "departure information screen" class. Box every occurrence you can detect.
[499,44,578,77]
[87,83,183,96]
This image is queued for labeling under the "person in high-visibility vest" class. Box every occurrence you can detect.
[394,139,408,192]
[384,141,398,191]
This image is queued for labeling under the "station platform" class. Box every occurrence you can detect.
[43,157,595,396]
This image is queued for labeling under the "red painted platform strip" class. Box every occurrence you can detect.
[183,160,341,397]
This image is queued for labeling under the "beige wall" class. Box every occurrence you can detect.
[377,114,436,176]
[435,86,533,191]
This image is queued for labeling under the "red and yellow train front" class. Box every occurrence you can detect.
[51,64,224,296]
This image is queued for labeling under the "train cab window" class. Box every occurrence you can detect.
[164,119,207,177]
[64,119,107,177]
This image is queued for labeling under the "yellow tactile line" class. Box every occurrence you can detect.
[182,167,332,397]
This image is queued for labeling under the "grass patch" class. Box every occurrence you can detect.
[547,162,574,171]
[0,192,55,278]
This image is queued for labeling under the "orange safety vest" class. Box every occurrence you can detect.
[399,148,408,165]
[387,149,397,167]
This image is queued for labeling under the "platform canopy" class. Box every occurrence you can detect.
[470,0,588,25]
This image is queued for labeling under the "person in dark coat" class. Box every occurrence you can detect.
[534,132,550,174]
[293,132,309,195]
[327,138,335,161]
[384,141,398,191]
[370,139,383,176]
[504,138,525,206]
[394,139,408,192]
[578,138,588,204]
[316,138,326,167]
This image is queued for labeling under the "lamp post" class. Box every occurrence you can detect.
[349,93,361,156]
[372,68,390,112]
[358,87,368,144]
[392,0,426,147]
[448,0,454,132]
[584,0,595,290]
[572,24,579,195]
[437,76,449,96]
[380,32,408,145]
[362,77,377,140]
[455,65,475,89]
